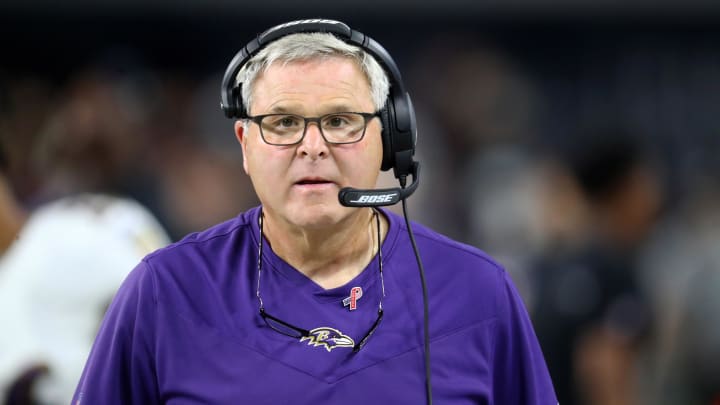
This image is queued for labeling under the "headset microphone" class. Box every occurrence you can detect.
[339,162,420,207]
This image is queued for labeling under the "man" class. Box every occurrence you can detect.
[0,144,171,403]
[532,130,660,405]
[74,19,556,404]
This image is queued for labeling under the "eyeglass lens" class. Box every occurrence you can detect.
[258,113,369,145]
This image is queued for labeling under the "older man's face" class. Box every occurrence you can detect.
[236,57,383,230]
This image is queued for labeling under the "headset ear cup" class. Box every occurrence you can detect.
[379,103,393,171]
[232,86,244,118]
[387,92,416,179]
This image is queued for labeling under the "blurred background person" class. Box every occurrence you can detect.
[405,34,541,256]
[531,128,664,405]
[0,68,172,403]
[636,183,720,405]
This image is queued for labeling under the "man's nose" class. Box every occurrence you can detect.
[297,122,329,159]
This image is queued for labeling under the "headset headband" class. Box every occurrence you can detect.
[220,19,406,119]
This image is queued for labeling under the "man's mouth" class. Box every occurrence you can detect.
[295,177,333,185]
[294,178,335,189]
[296,180,330,185]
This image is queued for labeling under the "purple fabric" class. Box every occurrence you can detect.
[74,206,557,404]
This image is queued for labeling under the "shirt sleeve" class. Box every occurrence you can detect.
[72,260,159,404]
[493,269,558,404]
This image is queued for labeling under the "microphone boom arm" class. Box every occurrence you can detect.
[339,162,420,207]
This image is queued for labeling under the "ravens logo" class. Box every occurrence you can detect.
[300,327,354,352]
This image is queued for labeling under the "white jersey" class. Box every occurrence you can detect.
[0,193,170,403]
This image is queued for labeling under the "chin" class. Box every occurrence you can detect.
[284,201,356,229]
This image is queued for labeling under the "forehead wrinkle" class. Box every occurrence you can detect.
[263,92,370,115]
[252,59,374,115]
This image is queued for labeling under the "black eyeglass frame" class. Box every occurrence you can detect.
[246,112,380,146]
[256,210,385,352]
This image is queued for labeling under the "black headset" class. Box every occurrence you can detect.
[220,19,418,182]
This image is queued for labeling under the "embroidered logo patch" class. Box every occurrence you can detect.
[300,327,355,352]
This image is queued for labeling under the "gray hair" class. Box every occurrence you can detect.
[236,32,390,115]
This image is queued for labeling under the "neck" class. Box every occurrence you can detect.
[0,180,27,255]
[261,208,385,289]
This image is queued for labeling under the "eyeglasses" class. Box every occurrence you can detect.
[247,112,379,146]
[256,210,385,352]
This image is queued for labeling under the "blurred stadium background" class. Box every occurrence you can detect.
[1,1,719,404]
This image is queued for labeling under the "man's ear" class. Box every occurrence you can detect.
[234,120,249,175]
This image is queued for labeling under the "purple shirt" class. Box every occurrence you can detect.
[74,206,557,404]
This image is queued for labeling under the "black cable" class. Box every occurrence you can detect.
[400,176,432,405]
